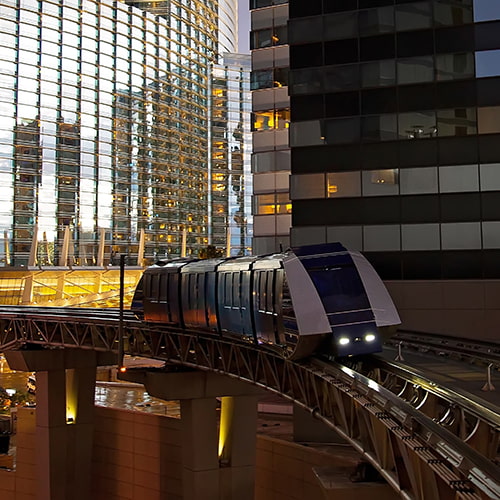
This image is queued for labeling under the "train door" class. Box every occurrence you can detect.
[181,273,194,326]
[158,272,169,322]
[168,271,183,325]
[218,271,244,335]
[253,270,281,345]
[240,270,253,338]
[205,271,219,331]
[273,269,286,345]
[195,273,206,327]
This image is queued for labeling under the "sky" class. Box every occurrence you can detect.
[238,0,250,53]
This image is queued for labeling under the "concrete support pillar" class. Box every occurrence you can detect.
[181,398,220,499]
[219,395,258,500]
[35,368,68,500]
[4,348,115,500]
[120,369,264,500]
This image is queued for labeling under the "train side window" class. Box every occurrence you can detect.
[144,274,152,299]
[224,273,232,307]
[232,272,240,308]
[258,271,267,312]
[151,272,160,301]
[192,273,197,309]
[159,273,167,302]
[266,271,274,312]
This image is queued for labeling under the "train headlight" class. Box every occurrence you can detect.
[339,337,350,345]
[365,333,376,343]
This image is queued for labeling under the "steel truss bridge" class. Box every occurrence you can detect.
[0,306,498,500]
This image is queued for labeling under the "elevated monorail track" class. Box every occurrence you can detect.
[0,306,499,499]
[388,330,500,369]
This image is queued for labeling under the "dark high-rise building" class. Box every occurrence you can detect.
[288,1,500,334]
[250,0,291,255]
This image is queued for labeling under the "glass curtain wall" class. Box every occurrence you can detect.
[211,53,252,256]
[0,0,223,266]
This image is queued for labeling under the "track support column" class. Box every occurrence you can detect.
[181,397,220,499]
[120,369,263,500]
[218,395,258,500]
[4,348,115,500]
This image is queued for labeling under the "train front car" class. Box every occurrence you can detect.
[287,243,400,358]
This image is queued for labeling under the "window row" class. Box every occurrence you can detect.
[252,109,290,131]
[290,107,500,147]
[251,68,289,90]
[291,164,500,200]
[288,0,500,24]
[251,0,287,9]
[293,221,500,252]
[290,51,500,94]
[290,25,500,69]
[253,192,291,215]
[251,26,288,50]
[289,1,500,45]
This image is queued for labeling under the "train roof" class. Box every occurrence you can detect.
[180,258,226,273]
[149,258,196,271]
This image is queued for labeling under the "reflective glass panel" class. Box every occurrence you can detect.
[436,52,474,80]
[398,111,437,139]
[439,164,479,192]
[364,225,401,251]
[396,2,432,30]
[291,173,325,199]
[437,108,477,136]
[362,169,399,196]
[397,56,434,84]
[400,167,438,194]
[361,114,398,141]
[478,106,500,134]
[479,163,500,191]
[402,223,440,250]
[434,1,473,26]
[326,171,361,198]
[482,222,500,248]
[441,222,481,249]
[359,6,395,36]
[361,60,396,87]
[475,50,500,78]
[474,0,500,22]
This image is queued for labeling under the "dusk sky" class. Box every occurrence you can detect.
[238,0,250,53]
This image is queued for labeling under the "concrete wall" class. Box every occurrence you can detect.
[387,280,500,341]
[0,406,396,500]
[0,407,37,499]
[91,407,183,500]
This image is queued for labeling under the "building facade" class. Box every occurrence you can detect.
[211,53,253,256]
[288,0,500,282]
[0,0,243,267]
[250,0,291,255]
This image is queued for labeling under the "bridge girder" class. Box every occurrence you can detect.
[0,316,498,500]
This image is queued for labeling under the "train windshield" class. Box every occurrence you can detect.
[308,266,371,313]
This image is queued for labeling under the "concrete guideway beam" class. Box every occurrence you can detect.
[4,348,115,500]
[121,368,262,500]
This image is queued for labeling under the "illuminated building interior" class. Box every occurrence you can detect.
[0,0,243,269]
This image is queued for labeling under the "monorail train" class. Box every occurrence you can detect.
[131,243,400,360]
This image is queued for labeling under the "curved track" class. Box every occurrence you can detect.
[0,306,499,499]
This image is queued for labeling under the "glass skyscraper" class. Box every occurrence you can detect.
[0,0,242,267]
